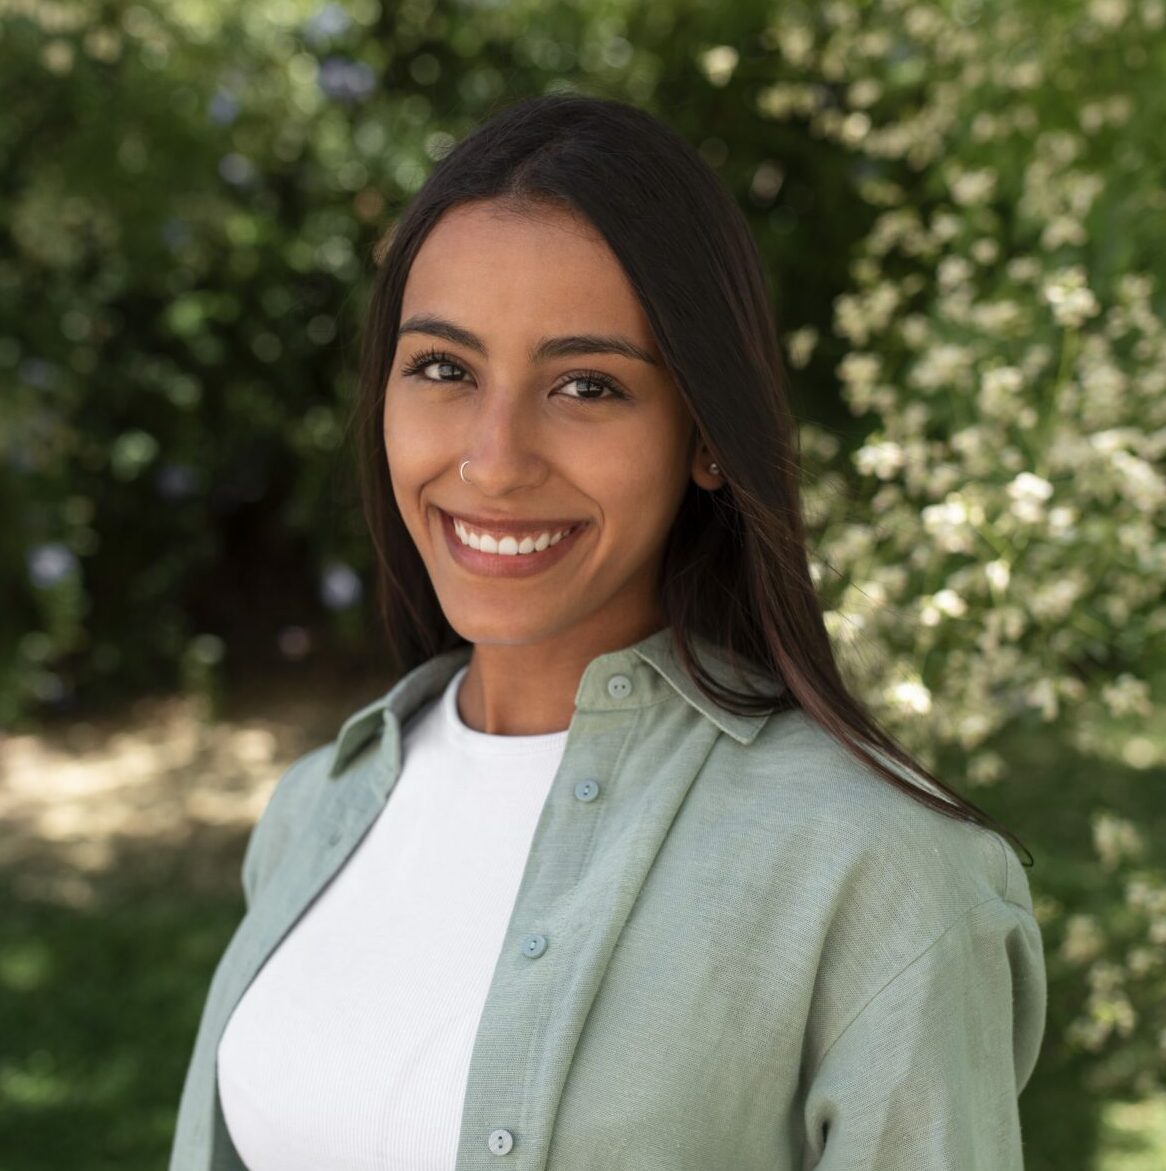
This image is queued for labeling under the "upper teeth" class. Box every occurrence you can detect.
[452,516,577,555]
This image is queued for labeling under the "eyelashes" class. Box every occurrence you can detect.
[398,347,466,381]
[398,346,628,402]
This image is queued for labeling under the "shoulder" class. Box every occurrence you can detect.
[709,709,1045,1074]
[702,704,1035,943]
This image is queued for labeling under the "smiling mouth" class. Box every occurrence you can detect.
[436,507,589,573]
[443,510,586,555]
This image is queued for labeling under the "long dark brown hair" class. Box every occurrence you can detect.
[352,92,1032,866]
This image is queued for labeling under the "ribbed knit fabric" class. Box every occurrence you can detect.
[216,664,568,1171]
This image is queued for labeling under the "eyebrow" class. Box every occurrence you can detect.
[397,313,661,367]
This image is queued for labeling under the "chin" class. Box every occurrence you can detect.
[444,607,570,647]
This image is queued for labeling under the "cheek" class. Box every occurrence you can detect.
[607,415,691,494]
[383,392,441,479]
[595,434,689,542]
[382,399,432,536]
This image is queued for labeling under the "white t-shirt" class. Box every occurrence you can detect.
[216,664,569,1170]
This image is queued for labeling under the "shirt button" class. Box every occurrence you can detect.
[606,673,632,700]
[487,1128,514,1155]
[573,778,600,802]
[521,933,548,958]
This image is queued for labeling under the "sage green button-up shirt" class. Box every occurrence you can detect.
[168,626,1046,1170]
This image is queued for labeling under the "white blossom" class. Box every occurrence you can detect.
[1101,674,1154,718]
[890,678,932,714]
[1043,266,1102,328]
[1006,472,1054,523]
[1093,812,1144,870]
[854,439,905,479]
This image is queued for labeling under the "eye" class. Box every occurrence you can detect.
[555,371,628,402]
[399,347,467,382]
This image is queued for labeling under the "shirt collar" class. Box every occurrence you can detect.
[328,626,785,778]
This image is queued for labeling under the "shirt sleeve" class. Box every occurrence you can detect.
[802,895,1047,1170]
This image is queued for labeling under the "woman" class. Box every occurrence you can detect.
[169,93,1046,1170]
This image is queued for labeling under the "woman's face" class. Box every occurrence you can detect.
[383,198,718,651]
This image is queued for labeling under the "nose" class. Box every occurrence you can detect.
[459,390,548,495]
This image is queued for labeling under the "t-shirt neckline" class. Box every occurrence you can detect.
[439,664,571,756]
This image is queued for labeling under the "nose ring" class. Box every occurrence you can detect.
[459,459,471,484]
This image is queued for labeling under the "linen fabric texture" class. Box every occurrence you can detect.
[168,625,1047,1171]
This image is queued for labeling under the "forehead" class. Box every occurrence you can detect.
[400,200,654,344]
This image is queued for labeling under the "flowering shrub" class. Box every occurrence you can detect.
[759,0,1166,1101]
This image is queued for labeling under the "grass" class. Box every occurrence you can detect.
[0,876,245,1169]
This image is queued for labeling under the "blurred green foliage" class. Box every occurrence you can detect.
[2,0,1165,1166]
[0,0,870,728]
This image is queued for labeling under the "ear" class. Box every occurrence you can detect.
[689,436,724,491]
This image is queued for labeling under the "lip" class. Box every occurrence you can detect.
[437,508,589,578]
[439,509,588,536]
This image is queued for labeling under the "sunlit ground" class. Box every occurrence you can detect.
[0,673,1163,1168]
[3,700,282,907]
